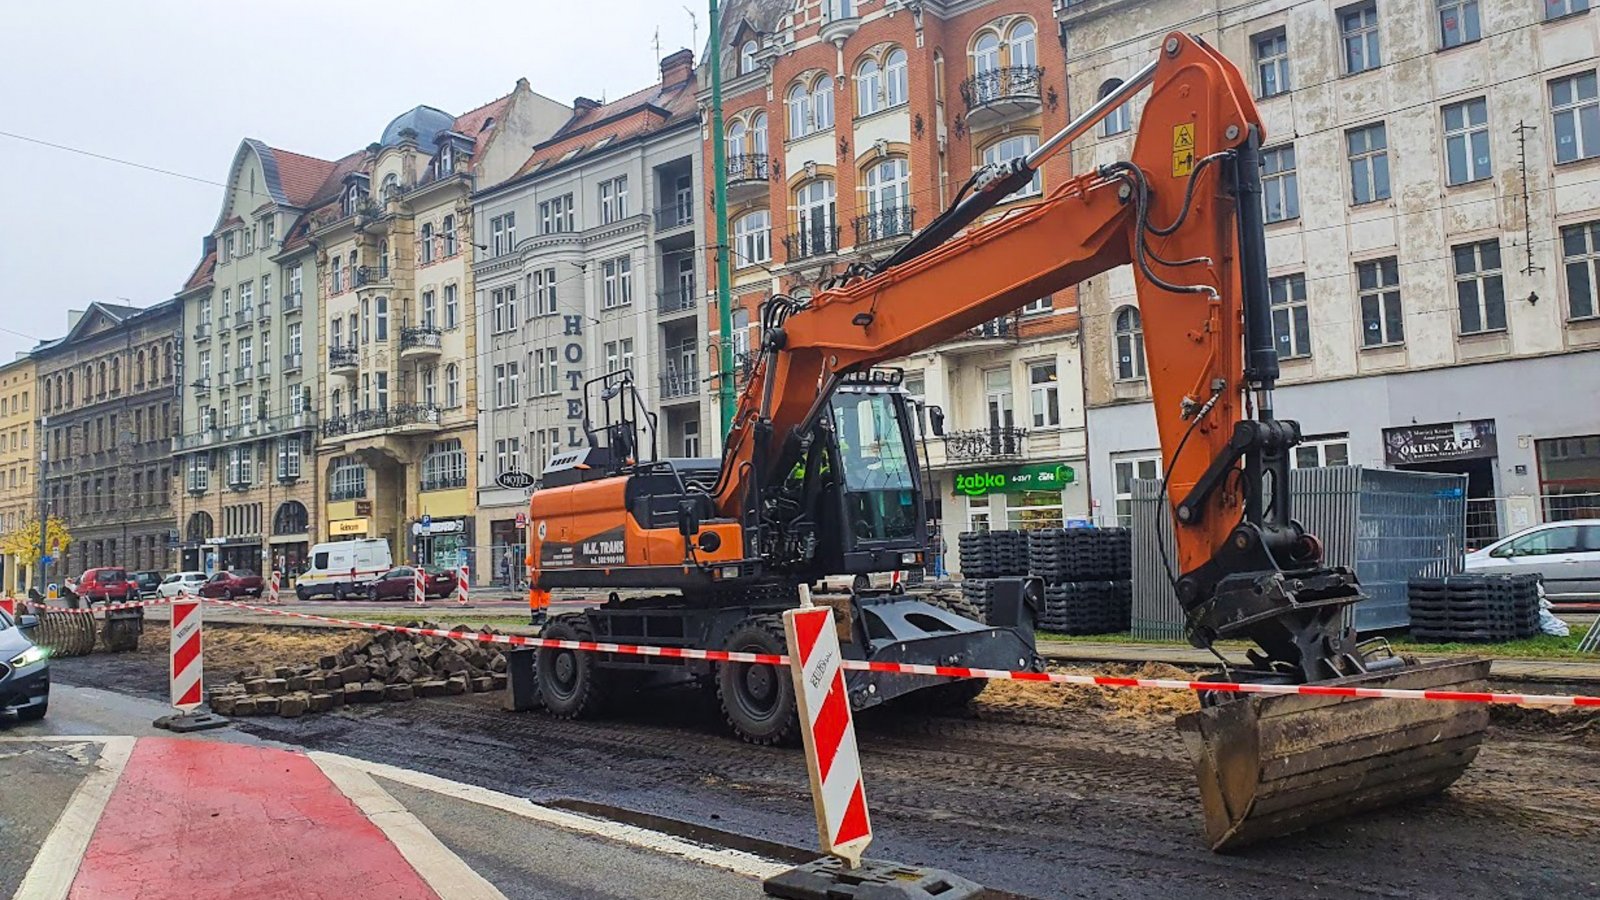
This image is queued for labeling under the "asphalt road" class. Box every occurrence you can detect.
[34,644,1600,900]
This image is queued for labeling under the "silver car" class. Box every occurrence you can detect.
[1463,518,1600,603]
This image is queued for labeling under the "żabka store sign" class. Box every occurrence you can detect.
[953,463,1075,497]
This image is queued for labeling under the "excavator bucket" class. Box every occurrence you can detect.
[1175,656,1492,852]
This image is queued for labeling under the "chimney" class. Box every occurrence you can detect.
[660,49,694,85]
[574,96,602,113]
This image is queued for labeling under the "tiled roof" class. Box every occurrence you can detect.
[183,250,216,292]
[266,147,340,207]
[454,92,514,160]
[513,71,697,178]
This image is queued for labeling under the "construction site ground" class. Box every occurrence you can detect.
[28,612,1600,900]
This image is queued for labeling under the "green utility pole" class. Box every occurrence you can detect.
[709,0,736,436]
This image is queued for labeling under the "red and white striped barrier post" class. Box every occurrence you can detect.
[0,597,14,619]
[268,570,282,605]
[414,567,426,606]
[456,564,470,607]
[170,597,203,712]
[782,601,872,868]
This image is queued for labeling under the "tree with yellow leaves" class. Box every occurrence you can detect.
[0,516,74,572]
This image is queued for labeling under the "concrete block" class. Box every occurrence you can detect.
[279,694,309,718]
[255,695,280,715]
[262,678,288,696]
[384,683,415,702]
[308,693,335,713]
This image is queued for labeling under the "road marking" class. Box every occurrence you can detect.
[0,735,123,743]
[12,736,135,900]
[313,755,507,900]
[311,752,787,881]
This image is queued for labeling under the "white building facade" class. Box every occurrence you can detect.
[1062,0,1600,544]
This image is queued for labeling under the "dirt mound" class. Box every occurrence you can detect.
[979,662,1202,720]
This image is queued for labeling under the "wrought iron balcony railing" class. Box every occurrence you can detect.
[943,427,1028,463]
[853,207,916,244]
[959,66,1045,112]
[782,224,840,262]
[726,154,769,183]
[399,327,443,353]
[328,346,359,369]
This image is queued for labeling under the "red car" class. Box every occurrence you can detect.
[199,570,265,600]
[74,567,138,605]
[366,566,456,601]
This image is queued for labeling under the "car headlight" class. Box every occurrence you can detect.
[9,645,48,668]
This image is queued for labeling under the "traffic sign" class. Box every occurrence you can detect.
[40,555,54,565]
[421,514,432,528]
[496,470,537,490]
[515,512,528,529]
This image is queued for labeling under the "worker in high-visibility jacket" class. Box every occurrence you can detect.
[526,546,550,625]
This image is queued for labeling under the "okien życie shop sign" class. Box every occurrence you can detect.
[954,463,1075,497]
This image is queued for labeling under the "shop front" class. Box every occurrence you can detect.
[946,461,1082,574]
[488,517,527,588]
[1384,419,1499,544]
[411,516,472,572]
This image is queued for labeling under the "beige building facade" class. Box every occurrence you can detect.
[0,355,36,594]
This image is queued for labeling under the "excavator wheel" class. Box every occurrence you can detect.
[716,615,800,746]
[536,614,610,719]
[923,591,985,624]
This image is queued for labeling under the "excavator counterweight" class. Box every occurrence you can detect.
[525,32,1489,850]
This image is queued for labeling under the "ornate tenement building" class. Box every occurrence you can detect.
[0,354,36,594]
[704,0,1085,573]
[34,301,181,581]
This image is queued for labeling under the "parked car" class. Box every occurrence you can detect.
[1463,519,1600,603]
[1,606,49,721]
[366,566,457,601]
[132,570,163,598]
[74,567,138,605]
[157,571,209,598]
[297,539,394,601]
[199,570,265,600]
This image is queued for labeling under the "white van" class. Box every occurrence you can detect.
[296,539,394,601]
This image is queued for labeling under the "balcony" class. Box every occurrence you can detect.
[256,360,272,380]
[420,474,468,492]
[355,265,390,288]
[782,224,840,262]
[941,312,1022,356]
[321,403,442,439]
[233,364,253,385]
[282,291,303,313]
[282,351,303,374]
[659,364,700,400]
[853,207,916,246]
[399,327,443,359]
[236,305,254,325]
[960,66,1045,131]
[725,154,769,203]
[190,377,211,396]
[218,313,233,330]
[818,3,861,44]
[328,484,367,502]
[654,201,694,232]
[257,302,272,324]
[943,427,1028,464]
[657,286,697,317]
[193,322,212,342]
[329,346,358,374]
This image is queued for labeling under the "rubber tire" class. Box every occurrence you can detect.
[296,587,310,602]
[536,615,609,718]
[334,585,347,602]
[851,574,871,593]
[223,589,235,602]
[102,618,140,653]
[716,615,800,746]
[367,585,381,602]
[17,701,47,722]
[925,591,985,623]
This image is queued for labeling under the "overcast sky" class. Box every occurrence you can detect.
[0,0,699,361]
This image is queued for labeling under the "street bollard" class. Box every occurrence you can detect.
[456,565,470,607]
[414,567,426,606]
[153,595,227,733]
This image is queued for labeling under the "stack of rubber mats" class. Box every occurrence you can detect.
[957,530,1029,580]
[1026,528,1132,581]
[1407,574,1541,642]
[961,578,1003,620]
[1040,581,1133,634]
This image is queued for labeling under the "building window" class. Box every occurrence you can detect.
[602,256,633,308]
[490,212,516,256]
[885,49,908,108]
[1536,435,1600,521]
[793,179,837,258]
[375,296,388,341]
[1561,221,1600,319]
[856,57,883,116]
[733,209,771,266]
[1438,0,1480,49]
[1113,306,1146,380]
[787,74,834,138]
[420,223,435,264]
[599,176,629,224]
[495,437,523,475]
[739,40,758,75]
[289,264,302,299]
[1346,123,1390,204]
[982,134,1042,200]
[442,215,457,256]
[1551,71,1599,164]
[227,446,253,487]
[1114,456,1161,527]
[422,366,437,407]
[1453,240,1506,334]
[1254,28,1290,98]
[1340,2,1381,74]
[1021,296,1053,315]
[444,284,459,328]
[445,363,461,407]
[421,439,467,491]
[491,286,519,334]
[186,455,210,493]
[1028,362,1060,428]
[1292,435,1351,469]
[330,258,342,294]
[1099,79,1130,136]
[1269,273,1311,358]
[539,194,575,234]
[1443,98,1491,185]
[603,339,635,374]
[533,267,558,316]
[277,437,303,480]
[1546,0,1590,19]
[329,457,366,500]
[537,346,558,395]
[493,362,520,408]
[1357,257,1404,346]
[1260,145,1298,222]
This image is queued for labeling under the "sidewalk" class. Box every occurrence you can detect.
[1037,639,1600,684]
[1,735,779,899]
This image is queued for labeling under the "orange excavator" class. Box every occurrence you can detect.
[525,33,1490,850]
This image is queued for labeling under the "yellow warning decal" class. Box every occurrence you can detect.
[1172,123,1196,177]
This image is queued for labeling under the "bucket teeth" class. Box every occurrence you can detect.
[1176,657,1492,852]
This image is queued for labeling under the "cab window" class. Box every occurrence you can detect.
[313,551,330,569]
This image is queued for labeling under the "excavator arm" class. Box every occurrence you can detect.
[714,33,1364,678]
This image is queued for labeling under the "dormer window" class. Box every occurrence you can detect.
[381,172,399,198]
[739,41,758,75]
[343,182,367,217]
[437,144,454,178]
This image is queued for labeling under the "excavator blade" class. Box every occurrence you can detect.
[1175,656,1492,852]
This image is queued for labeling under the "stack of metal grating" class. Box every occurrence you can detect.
[1407,574,1542,642]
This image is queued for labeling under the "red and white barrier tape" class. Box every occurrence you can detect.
[201,598,1600,709]
[29,596,177,615]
